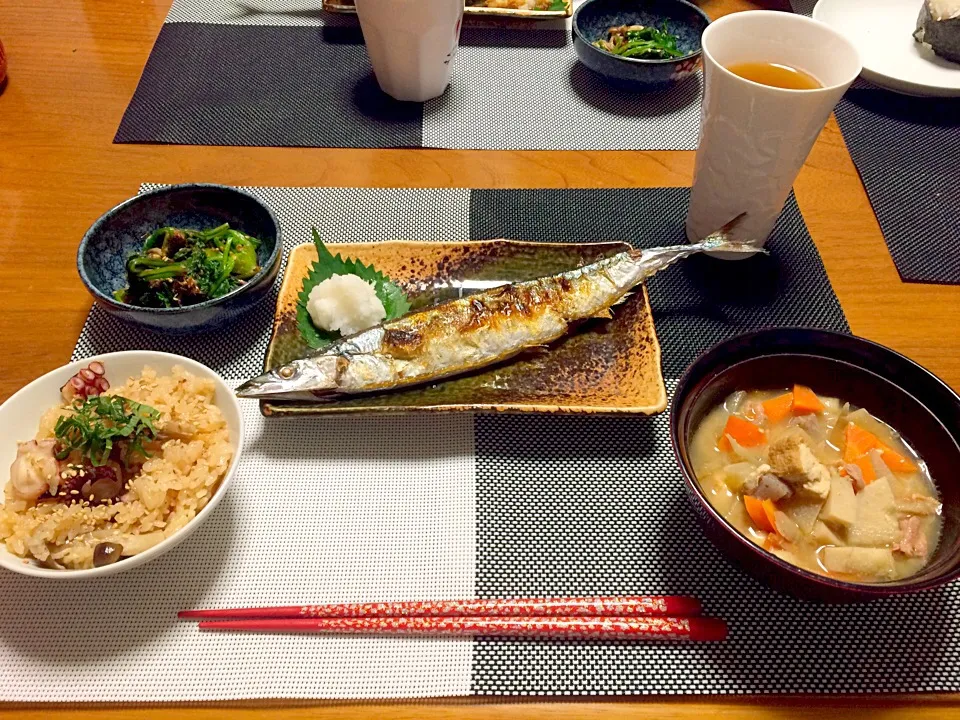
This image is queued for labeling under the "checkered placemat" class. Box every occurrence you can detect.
[114,0,704,150]
[6,186,959,702]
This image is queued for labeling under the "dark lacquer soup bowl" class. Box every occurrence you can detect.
[671,328,960,602]
[78,184,281,334]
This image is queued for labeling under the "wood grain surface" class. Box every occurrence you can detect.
[0,0,958,717]
[4,699,960,720]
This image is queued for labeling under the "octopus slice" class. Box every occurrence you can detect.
[10,439,59,501]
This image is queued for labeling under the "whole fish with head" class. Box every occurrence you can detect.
[237,228,763,401]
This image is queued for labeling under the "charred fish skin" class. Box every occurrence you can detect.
[238,250,642,400]
[235,238,761,401]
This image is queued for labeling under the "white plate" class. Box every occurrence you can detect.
[0,351,244,579]
[814,0,960,97]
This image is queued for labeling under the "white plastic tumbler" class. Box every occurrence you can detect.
[354,0,463,103]
[685,11,862,253]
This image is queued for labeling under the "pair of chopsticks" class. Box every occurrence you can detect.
[179,595,727,641]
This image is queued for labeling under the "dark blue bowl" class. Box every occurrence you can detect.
[78,184,281,334]
[573,0,710,91]
[671,328,960,602]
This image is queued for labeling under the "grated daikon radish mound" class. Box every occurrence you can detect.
[307,275,386,337]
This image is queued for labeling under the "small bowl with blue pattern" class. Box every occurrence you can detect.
[77,184,282,334]
[573,0,710,91]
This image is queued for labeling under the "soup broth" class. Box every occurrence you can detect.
[726,61,822,90]
[689,385,942,583]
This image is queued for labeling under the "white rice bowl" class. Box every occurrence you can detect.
[0,351,243,579]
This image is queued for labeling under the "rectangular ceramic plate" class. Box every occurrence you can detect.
[322,0,572,19]
[261,240,666,416]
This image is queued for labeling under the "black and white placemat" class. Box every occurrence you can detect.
[114,0,703,150]
[9,185,959,702]
[832,86,960,285]
[788,1,960,285]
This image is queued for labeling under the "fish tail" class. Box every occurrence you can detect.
[624,214,766,275]
[695,212,764,253]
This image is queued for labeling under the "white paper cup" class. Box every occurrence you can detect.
[685,11,862,254]
[355,0,463,103]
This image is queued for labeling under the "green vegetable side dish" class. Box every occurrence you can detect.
[296,229,412,350]
[54,395,161,468]
[114,224,262,308]
[592,23,684,59]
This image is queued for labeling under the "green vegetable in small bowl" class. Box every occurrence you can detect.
[573,0,708,91]
[593,22,683,59]
[114,224,262,309]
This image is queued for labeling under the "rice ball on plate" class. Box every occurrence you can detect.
[306,275,386,337]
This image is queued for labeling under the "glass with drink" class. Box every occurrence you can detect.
[685,11,862,253]
[354,0,463,103]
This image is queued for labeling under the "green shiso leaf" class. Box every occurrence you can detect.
[296,229,412,350]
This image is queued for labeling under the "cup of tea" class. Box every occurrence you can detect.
[355,0,463,103]
[685,10,862,253]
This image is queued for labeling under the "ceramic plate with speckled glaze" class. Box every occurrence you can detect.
[260,240,666,416]
[323,0,572,19]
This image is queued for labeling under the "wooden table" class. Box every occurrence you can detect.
[1,0,958,718]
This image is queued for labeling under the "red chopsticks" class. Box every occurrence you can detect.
[195,615,727,641]
[179,596,726,641]
[179,595,701,620]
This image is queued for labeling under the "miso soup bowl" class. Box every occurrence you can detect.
[671,328,960,602]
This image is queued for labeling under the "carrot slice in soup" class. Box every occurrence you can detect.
[880,448,917,473]
[762,499,778,533]
[761,392,794,424]
[792,385,824,414]
[744,495,777,534]
[717,415,767,452]
[843,423,876,461]
[843,423,916,473]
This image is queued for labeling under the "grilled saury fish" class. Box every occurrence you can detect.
[236,234,761,401]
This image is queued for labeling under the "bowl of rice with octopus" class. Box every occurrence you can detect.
[0,351,242,578]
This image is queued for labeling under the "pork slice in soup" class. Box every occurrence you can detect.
[690,385,942,583]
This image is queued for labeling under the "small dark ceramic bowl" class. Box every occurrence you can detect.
[671,328,960,602]
[572,0,709,91]
[78,184,281,334]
